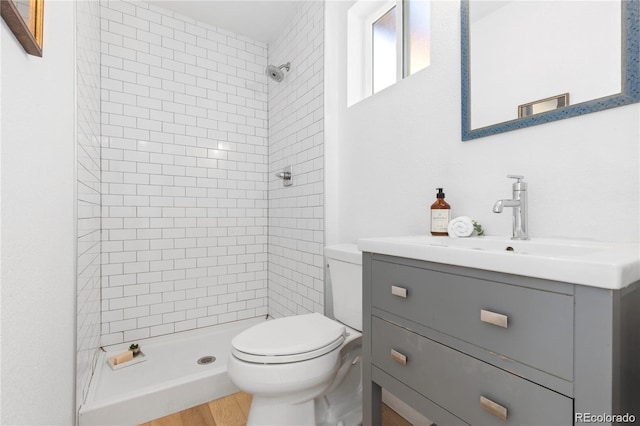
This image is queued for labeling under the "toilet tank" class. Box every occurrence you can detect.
[325,244,362,331]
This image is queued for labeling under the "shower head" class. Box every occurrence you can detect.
[266,62,291,82]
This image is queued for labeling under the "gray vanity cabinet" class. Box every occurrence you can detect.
[362,253,640,426]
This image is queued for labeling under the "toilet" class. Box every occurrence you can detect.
[227,244,363,426]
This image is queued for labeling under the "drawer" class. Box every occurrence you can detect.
[372,317,573,426]
[371,260,574,380]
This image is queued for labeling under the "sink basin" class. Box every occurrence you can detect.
[357,235,640,289]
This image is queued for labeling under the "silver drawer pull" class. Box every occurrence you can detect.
[390,349,407,365]
[481,309,508,328]
[480,396,508,421]
[391,285,408,298]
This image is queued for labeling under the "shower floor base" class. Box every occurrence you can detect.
[79,317,264,426]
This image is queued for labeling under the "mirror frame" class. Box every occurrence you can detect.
[461,0,639,141]
[1,0,44,57]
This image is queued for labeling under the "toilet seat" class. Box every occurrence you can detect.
[231,313,346,364]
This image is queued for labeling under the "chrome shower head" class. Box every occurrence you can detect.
[266,62,291,82]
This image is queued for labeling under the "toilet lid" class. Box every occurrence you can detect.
[232,313,346,364]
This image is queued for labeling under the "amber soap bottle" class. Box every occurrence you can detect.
[430,188,451,236]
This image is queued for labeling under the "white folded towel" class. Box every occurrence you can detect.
[448,216,475,238]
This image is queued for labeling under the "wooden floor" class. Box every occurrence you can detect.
[141,392,412,426]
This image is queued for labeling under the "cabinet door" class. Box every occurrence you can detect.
[372,317,573,426]
[372,260,574,379]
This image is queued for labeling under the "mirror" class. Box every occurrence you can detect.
[1,0,44,57]
[461,0,639,141]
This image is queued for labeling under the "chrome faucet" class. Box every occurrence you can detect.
[493,175,529,240]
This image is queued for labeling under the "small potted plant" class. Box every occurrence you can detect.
[129,343,140,356]
[472,220,485,236]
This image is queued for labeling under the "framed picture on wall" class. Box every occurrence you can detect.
[1,0,44,57]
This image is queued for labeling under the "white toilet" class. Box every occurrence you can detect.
[227,244,363,426]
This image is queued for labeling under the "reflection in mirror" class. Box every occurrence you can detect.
[1,0,44,57]
[461,0,640,141]
[518,93,568,118]
[15,0,30,23]
[471,1,620,128]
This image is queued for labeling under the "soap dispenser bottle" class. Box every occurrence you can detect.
[431,188,451,236]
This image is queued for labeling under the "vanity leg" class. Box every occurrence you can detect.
[363,380,382,426]
[362,252,381,425]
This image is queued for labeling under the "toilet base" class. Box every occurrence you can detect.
[247,396,315,426]
[246,395,362,426]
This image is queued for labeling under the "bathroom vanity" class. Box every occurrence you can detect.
[359,236,640,426]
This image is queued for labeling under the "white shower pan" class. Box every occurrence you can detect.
[79,317,264,426]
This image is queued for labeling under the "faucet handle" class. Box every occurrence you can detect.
[507,174,527,190]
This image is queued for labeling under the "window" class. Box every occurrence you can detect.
[348,0,431,106]
[372,5,398,93]
[404,0,431,75]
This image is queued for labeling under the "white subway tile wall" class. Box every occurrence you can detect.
[77,0,103,409]
[268,1,325,317]
[100,0,269,344]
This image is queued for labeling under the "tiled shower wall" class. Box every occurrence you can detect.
[100,0,269,344]
[76,0,102,409]
[268,1,325,317]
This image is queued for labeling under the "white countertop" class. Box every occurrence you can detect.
[358,235,640,289]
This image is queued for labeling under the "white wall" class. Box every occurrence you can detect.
[268,1,325,318]
[1,1,77,424]
[100,0,269,345]
[326,1,639,245]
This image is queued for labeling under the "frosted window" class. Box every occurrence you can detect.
[372,6,397,94]
[347,0,431,106]
[405,0,431,75]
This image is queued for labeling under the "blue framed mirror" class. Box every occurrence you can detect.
[461,0,639,141]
